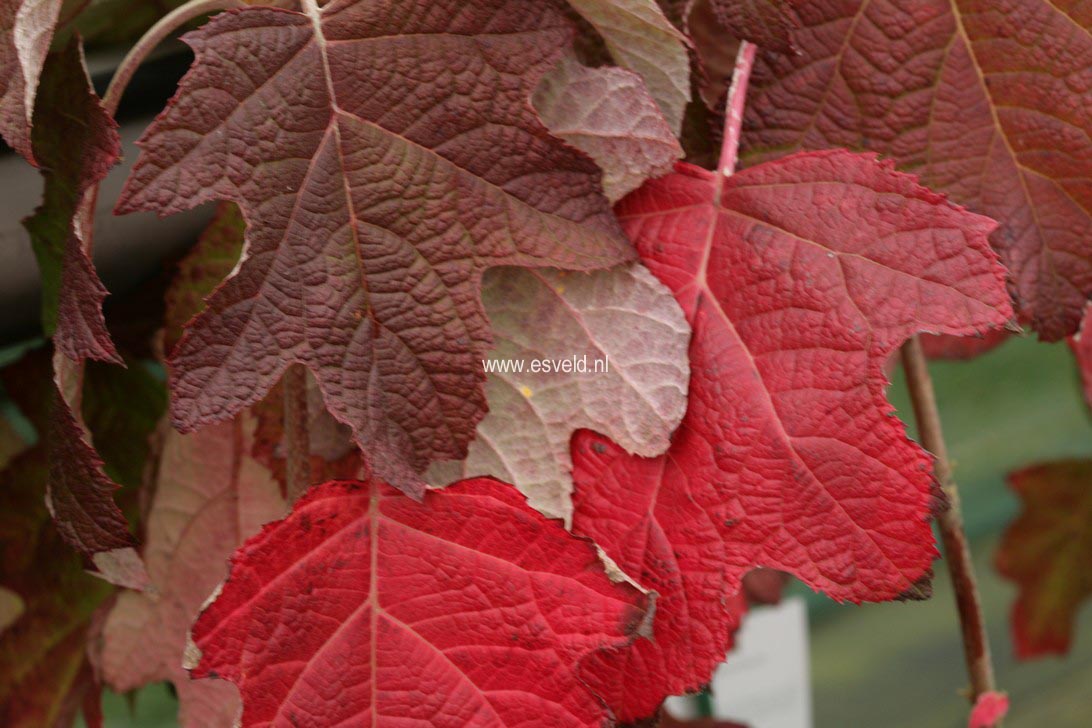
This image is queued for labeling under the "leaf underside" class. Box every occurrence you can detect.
[427,263,690,522]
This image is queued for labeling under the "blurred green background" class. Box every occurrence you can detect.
[81,335,1092,726]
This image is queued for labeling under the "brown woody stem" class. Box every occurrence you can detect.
[717,40,757,178]
[283,363,311,501]
[61,0,245,406]
[900,336,998,709]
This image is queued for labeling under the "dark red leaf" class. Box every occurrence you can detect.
[742,0,1089,340]
[572,151,1012,719]
[920,329,1011,361]
[996,460,1092,658]
[24,37,120,364]
[707,0,798,52]
[116,0,632,495]
[189,477,647,726]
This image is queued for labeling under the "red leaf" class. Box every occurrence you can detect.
[968,691,1009,728]
[190,477,648,726]
[995,460,1092,658]
[742,0,1089,340]
[0,0,62,163]
[919,330,1011,361]
[116,0,632,495]
[571,151,1012,719]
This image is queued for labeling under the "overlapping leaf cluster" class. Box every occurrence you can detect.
[0,0,1088,725]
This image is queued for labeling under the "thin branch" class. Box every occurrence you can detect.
[283,363,312,501]
[717,40,757,179]
[59,0,244,412]
[900,336,998,708]
[102,0,246,117]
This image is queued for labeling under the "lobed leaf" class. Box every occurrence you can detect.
[189,477,648,727]
[428,263,690,522]
[742,0,1092,340]
[571,151,1012,719]
[117,0,633,495]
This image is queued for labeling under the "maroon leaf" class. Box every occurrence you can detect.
[572,151,1012,719]
[25,37,120,364]
[742,0,1090,340]
[707,0,798,52]
[189,477,648,726]
[116,0,632,495]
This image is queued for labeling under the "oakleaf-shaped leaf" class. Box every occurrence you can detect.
[0,0,62,162]
[100,415,287,728]
[535,52,683,202]
[571,151,1012,720]
[742,0,1090,340]
[165,205,362,497]
[117,0,633,495]
[428,263,690,521]
[996,460,1092,658]
[566,0,691,133]
[189,477,648,727]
